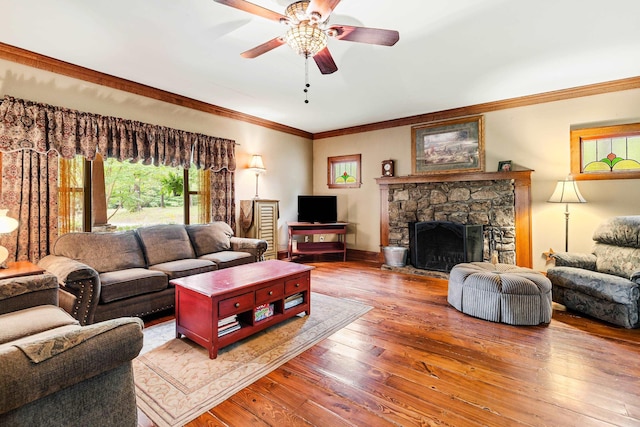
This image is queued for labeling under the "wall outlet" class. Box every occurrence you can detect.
[304,236,309,243]
[319,235,325,242]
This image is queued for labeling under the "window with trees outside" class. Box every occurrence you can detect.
[59,155,210,233]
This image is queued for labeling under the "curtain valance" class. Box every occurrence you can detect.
[0,95,235,171]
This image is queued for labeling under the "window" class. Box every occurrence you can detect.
[58,156,85,234]
[570,122,640,180]
[327,154,362,189]
[59,155,208,232]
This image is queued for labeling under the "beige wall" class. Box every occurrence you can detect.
[314,89,640,271]
[0,59,313,251]
[2,58,639,268]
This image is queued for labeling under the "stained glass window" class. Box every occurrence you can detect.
[571,123,640,180]
[327,154,361,188]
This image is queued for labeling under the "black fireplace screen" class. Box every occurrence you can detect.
[409,221,483,272]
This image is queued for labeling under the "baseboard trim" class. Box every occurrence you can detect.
[346,249,382,263]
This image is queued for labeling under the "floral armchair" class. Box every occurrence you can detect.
[546,216,640,328]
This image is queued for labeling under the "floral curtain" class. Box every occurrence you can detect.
[211,169,235,230]
[0,95,236,262]
[193,136,236,227]
[193,136,236,172]
[0,150,58,262]
[0,95,229,168]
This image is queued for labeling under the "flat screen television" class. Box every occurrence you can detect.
[297,195,337,223]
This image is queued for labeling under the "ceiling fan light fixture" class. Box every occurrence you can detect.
[285,1,311,23]
[285,23,327,57]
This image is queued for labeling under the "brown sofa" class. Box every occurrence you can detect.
[0,272,143,426]
[38,222,268,325]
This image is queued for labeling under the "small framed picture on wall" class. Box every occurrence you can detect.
[498,160,512,172]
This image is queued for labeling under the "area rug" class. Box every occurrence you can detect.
[134,292,372,427]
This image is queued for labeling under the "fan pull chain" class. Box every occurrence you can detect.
[304,55,310,104]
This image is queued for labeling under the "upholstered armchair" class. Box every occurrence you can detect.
[547,216,640,328]
[0,272,144,426]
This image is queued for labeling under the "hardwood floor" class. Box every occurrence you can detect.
[138,261,640,427]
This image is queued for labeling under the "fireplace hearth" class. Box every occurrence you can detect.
[409,221,483,272]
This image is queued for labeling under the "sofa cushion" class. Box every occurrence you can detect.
[53,231,146,273]
[137,224,195,266]
[0,305,79,345]
[593,243,640,280]
[199,251,254,269]
[98,268,168,304]
[186,222,233,257]
[593,216,640,248]
[149,259,217,280]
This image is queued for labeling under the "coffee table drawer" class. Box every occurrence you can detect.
[285,273,309,294]
[219,292,254,317]
[256,283,284,305]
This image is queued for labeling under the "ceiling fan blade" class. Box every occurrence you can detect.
[306,0,341,21]
[329,25,399,46]
[213,0,287,23]
[313,47,338,74]
[241,37,286,58]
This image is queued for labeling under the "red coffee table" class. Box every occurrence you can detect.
[171,260,313,359]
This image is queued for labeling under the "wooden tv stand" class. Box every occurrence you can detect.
[287,222,348,261]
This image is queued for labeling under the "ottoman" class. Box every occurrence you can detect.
[448,262,552,325]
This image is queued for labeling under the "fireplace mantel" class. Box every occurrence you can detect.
[375,170,533,267]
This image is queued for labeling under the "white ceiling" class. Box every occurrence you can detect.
[3,0,640,134]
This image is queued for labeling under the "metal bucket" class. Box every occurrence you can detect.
[382,246,408,267]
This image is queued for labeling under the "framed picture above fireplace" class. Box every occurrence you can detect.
[411,115,485,175]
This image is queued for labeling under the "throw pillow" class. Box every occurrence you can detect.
[186,222,232,257]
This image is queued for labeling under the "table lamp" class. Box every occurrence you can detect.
[547,178,586,252]
[0,209,19,268]
[249,154,266,199]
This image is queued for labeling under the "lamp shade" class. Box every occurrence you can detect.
[0,210,18,234]
[547,179,586,204]
[285,23,328,57]
[249,154,266,172]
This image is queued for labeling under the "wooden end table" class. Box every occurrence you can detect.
[171,260,313,359]
[0,261,45,280]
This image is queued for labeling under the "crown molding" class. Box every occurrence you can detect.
[312,76,640,140]
[0,42,313,139]
[2,42,639,142]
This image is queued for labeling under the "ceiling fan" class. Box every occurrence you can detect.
[213,0,400,75]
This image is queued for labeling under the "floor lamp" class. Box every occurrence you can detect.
[249,154,266,199]
[547,178,586,252]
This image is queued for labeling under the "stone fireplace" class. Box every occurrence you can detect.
[376,170,532,268]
